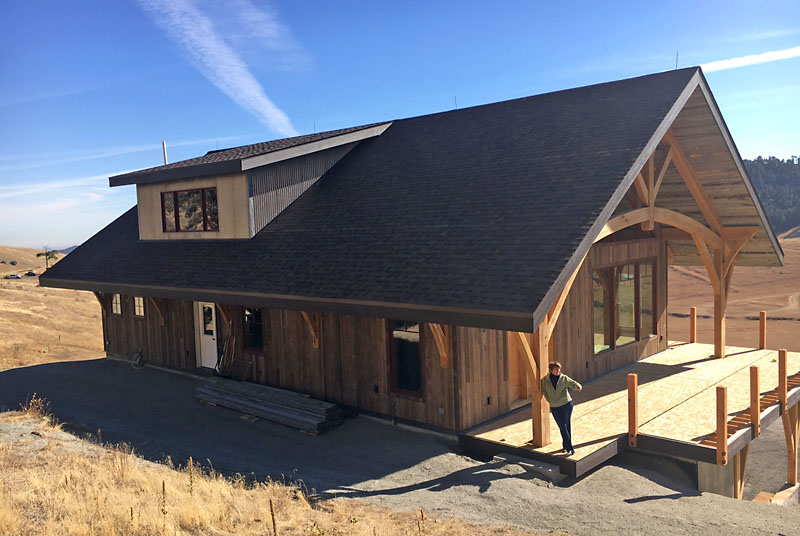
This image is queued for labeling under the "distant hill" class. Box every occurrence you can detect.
[58,245,78,254]
[745,156,800,234]
[0,245,61,276]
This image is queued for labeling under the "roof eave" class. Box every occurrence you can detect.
[38,276,535,333]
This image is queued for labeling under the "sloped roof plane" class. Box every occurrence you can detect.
[41,67,782,332]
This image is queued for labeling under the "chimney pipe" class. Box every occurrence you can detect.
[162,141,168,165]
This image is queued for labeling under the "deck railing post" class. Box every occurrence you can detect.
[759,311,767,350]
[779,349,788,412]
[689,307,697,344]
[750,366,760,437]
[628,373,638,448]
[716,385,728,465]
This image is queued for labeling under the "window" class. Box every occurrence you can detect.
[161,187,219,232]
[243,308,263,349]
[389,320,422,395]
[112,293,121,315]
[134,296,145,317]
[592,260,656,354]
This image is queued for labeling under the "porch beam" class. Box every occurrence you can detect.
[643,154,655,231]
[531,328,551,447]
[596,207,722,250]
[633,172,649,205]
[428,323,449,368]
[714,250,728,358]
[691,233,720,295]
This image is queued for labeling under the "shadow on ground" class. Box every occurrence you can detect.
[0,358,531,495]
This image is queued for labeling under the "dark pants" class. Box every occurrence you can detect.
[550,400,574,452]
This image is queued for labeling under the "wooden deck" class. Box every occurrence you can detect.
[460,343,800,477]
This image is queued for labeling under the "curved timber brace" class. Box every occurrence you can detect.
[511,257,585,447]
[601,129,760,358]
[301,311,320,349]
[93,292,107,316]
[428,323,449,368]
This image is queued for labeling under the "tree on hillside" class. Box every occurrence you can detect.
[745,156,800,234]
[37,247,58,269]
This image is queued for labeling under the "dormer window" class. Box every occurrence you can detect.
[161,188,219,232]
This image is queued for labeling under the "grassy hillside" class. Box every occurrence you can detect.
[0,245,60,277]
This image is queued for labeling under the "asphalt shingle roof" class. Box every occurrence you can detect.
[43,68,701,330]
[109,123,386,186]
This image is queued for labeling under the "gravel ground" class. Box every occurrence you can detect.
[1,357,798,536]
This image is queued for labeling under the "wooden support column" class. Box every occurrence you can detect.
[733,445,749,500]
[750,366,761,437]
[717,385,728,465]
[778,349,798,485]
[628,373,638,447]
[759,311,767,350]
[713,250,727,359]
[531,328,551,447]
[689,307,697,344]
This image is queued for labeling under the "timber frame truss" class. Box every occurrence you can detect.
[513,128,760,448]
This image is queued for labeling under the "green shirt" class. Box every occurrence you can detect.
[541,373,582,408]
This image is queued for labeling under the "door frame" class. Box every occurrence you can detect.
[194,301,218,369]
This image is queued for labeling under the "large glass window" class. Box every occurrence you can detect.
[160,188,219,232]
[640,263,655,338]
[244,308,263,349]
[592,269,613,353]
[592,260,656,354]
[615,264,636,347]
[389,320,422,395]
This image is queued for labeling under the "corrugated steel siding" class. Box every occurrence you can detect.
[248,143,357,233]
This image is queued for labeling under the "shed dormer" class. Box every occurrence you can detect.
[109,123,392,241]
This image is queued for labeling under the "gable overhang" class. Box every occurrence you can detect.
[530,67,783,333]
[108,122,393,187]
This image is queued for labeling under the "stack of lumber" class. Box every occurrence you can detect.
[196,377,346,434]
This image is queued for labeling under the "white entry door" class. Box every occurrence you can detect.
[195,302,218,369]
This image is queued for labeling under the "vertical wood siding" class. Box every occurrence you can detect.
[248,143,356,233]
[98,235,670,431]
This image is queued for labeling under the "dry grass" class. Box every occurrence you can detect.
[668,236,800,351]
[0,245,543,535]
[0,251,103,371]
[0,409,541,536]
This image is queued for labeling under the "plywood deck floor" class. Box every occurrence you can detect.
[465,343,800,472]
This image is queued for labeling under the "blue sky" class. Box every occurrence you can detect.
[1,0,798,248]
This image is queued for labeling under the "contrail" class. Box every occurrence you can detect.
[136,0,298,136]
[702,45,800,73]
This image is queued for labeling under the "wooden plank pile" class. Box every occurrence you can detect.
[196,377,346,434]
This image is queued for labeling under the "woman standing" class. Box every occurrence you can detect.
[541,361,582,455]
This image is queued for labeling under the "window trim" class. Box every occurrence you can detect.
[111,293,122,315]
[592,258,657,355]
[387,320,424,398]
[242,307,264,350]
[160,187,218,233]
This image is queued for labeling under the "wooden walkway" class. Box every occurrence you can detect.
[460,343,800,477]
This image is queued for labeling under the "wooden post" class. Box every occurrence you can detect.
[779,349,788,412]
[628,373,638,447]
[531,329,551,447]
[785,404,799,486]
[733,445,749,499]
[713,251,727,359]
[716,385,728,465]
[750,366,760,437]
[689,307,697,344]
[759,311,767,350]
